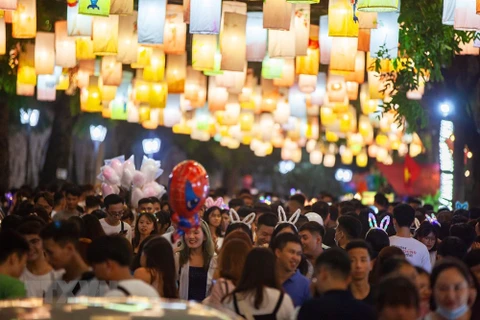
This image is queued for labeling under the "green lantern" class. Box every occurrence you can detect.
[357,0,399,12]
[261,56,284,79]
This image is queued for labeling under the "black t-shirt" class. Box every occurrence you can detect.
[323,226,337,247]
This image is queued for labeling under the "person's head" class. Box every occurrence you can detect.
[138,198,154,213]
[40,220,82,270]
[314,248,351,294]
[155,210,171,235]
[150,197,161,212]
[431,258,475,316]
[90,209,107,220]
[255,213,278,247]
[228,198,244,212]
[437,236,468,261]
[16,221,46,263]
[375,193,389,210]
[287,194,306,215]
[140,236,177,298]
[133,213,158,248]
[345,240,373,282]
[450,223,476,250]
[338,201,355,217]
[216,238,252,285]
[365,229,390,259]
[204,206,222,236]
[376,276,420,320]
[53,192,65,210]
[378,257,418,284]
[223,229,254,247]
[0,231,29,278]
[180,220,215,269]
[299,221,325,258]
[393,204,416,229]
[160,201,171,213]
[312,201,330,223]
[225,222,254,243]
[415,267,431,308]
[0,214,24,232]
[415,221,439,252]
[231,248,279,309]
[81,214,106,240]
[271,233,303,273]
[85,195,101,212]
[465,249,480,284]
[220,209,230,233]
[295,215,309,230]
[34,192,54,215]
[87,235,133,281]
[104,194,125,223]
[335,215,362,248]
[65,187,81,211]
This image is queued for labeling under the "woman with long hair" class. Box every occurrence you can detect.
[132,213,159,254]
[415,221,440,267]
[204,206,223,251]
[177,220,216,301]
[81,214,106,240]
[222,247,294,319]
[133,236,178,298]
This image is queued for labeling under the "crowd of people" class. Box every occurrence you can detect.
[1,184,480,320]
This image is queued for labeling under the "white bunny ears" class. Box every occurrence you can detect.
[367,213,390,235]
[276,206,301,230]
[205,197,228,210]
[229,208,256,229]
[425,213,441,227]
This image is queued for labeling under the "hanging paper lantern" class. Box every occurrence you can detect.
[208,77,228,111]
[358,29,371,52]
[246,12,267,62]
[101,56,122,86]
[164,4,187,54]
[92,15,119,55]
[330,37,359,73]
[357,0,399,12]
[185,66,207,107]
[273,58,295,86]
[299,75,317,94]
[319,15,332,65]
[310,149,323,165]
[0,0,17,10]
[356,150,368,167]
[189,0,222,34]
[12,0,36,38]
[138,0,167,45]
[320,106,336,126]
[268,19,296,58]
[16,82,34,96]
[263,0,292,30]
[78,0,110,16]
[143,48,165,82]
[323,153,336,167]
[262,56,284,80]
[149,82,168,108]
[37,74,57,101]
[442,0,455,25]
[221,12,247,72]
[310,72,327,105]
[132,46,152,68]
[294,4,310,56]
[166,53,187,93]
[296,25,319,75]
[35,32,55,75]
[327,75,347,103]
[370,12,399,58]
[117,12,138,64]
[18,43,36,85]
[76,38,95,60]
[67,2,92,37]
[4,10,12,23]
[54,21,76,68]
[346,81,359,100]
[110,0,133,15]
[0,17,4,55]
[99,80,117,104]
[183,0,190,23]
[81,76,102,112]
[341,147,353,165]
[328,0,359,37]
[274,100,290,124]
[192,34,217,71]
[368,71,387,99]
[358,12,378,28]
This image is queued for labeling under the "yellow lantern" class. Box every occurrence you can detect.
[12,0,36,38]
[320,106,336,126]
[273,58,295,87]
[356,150,368,167]
[99,80,117,103]
[166,53,187,93]
[0,17,4,55]
[330,37,359,73]
[149,82,168,108]
[143,48,165,82]
[359,114,373,137]
[357,0,399,12]
[134,79,150,103]
[67,2,92,37]
[346,81,359,100]
[132,46,152,68]
[239,111,254,131]
[117,12,138,64]
[164,4,186,55]
[81,76,102,112]
[18,43,35,85]
[192,34,217,71]
[0,0,17,10]
[110,0,133,15]
[341,147,353,165]
[35,32,55,75]
[76,38,95,60]
[101,56,122,86]
[138,0,167,45]
[296,25,320,76]
[55,21,76,68]
[294,4,310,56]
[92,15,119,55]
[328,0,359,37]
[4,9,12,23]
[368,71,387,100]
[221,12,247,72]
[263,0,292,30]
[268,20,296,58]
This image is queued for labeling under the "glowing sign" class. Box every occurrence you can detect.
[439,120,454,209]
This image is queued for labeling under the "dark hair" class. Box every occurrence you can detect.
[179,220,214,270]
[228,198,244,209]
[464,249,480,268]
[315,248,351,280]
[160,201,171,213]
[376,276,419,313]
[54,192,64,206]
[130,234,157,271]
[0,215,24,232]
[225,222,253,242]
[393,204,415,227]
[85,196,101,209]
[338,201,355,216]
[237,206,254,219]
[142,236,178,299]
[451,215,468,225]
[155,211,172,231]
[81,215,106,240]
[365,229,390,259]
[299,221,325,238]
[65,187,81,198]
[68,216,86,236]
[0,231,30,264]
[226,248,280,309]
[415,266,429,277]
[370,246,406,283]
[91,209,107,220]
[121,208,135,222]
[223,229,254,247]
[13,201,35,218]
[374,193,389,208]
[104,194,124,209]
[338,215,362,240]
[33,206,51,224]
[16,221,44,236]
[450,223,476,249]
[204,206,222,237]
[312,201,329,221]
[216,238,252,285]
[289,194,306,208]
[414,221,439,252]
[254,203,271,215]
[87,235,133,266]
[132,213,159,249]
[257,213,278,229]
[345,240,373,258]
[34,192,54,207]
[270,233,302,252]
[138,197,153,207]
[295,215,309,230]
[470,207,480,220]
[454,209,470,220]
[378,257,413,279]
[40,220,81,246]
[150,197,161,205]
[269,223,298,248]
[437,236,468,260]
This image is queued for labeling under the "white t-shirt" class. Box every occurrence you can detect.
[99,219,133,242]
[105,279,160,298]
[389,235,432,271]
[20,268,65,298]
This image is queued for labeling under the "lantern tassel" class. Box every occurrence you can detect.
[351,0,359,23]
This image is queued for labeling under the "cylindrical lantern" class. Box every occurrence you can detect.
[138,0,167,45]
[327,74,347,102]
[310,149,323,165]
[164,4,186,54]
[330,37,358,72]
[185,66,207,107]
[296,25,319,75]
[332,51,365,83]
[319,15,332,65]
[274,100,291,124]
[78,0,110,16]
[346,81,359,100]
[18,43,36,85]
[370,12,399,58]
[263,0,292,30]
[358,12,378,28]
[328,0,359,37]
[0,0,17,10]
[357,0,399,12]
[221,12,247,72]
[101,56,122,86]
[16,82,34,96]
[131,46,152,68]
[76,38,95,60]
[92,15,119,55]
[341,147,353,165]
[149,82,168,108]
[268,19,296,58]
[35,32,55,75]
[262,55,284,80]
[12,0,36,38]
[143,48,165,82]
[356,150,368,167]
[443,0,455,25]
[110,0,133,15]
[81,76,102,112]
[273,58,295,86]
[358,29,371,52]
[208,76,228,111]
[368,71,386,99]
[166,53,187,93]
[246,12,266,62]
[117,12,139,64]
[299,75,317,94]
[192,34,217,71]
[67,2,92,37]
[294,4,310,56]
[189,0,222,34]
[37,74,57,101]
[0,18,5,55]
[55,21,76,68]
[323,153,336,167]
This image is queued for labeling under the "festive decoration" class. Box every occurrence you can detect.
[357,0,400,12]
[263,0,292,30]
[138,0,167,45]
[246,12,267,62]
[164,4,186,54]
[35,32,55,75]
[189,0,222,34]
[78,0,110,16]
[12,0,36,39]
[220,12,246,72]
[92,15,119,55]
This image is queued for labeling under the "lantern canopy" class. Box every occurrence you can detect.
[189,0,222,34]
[357,0,399,12]
[138,0,167,45]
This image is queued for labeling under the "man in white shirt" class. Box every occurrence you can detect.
[87,235,159,298]
[99,194,132,242]
[389,204,431,272]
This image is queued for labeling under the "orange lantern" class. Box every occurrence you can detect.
[221,12,247,72]
[166,53,187,93]
[101,56,123,86]
[263,0,292,30]
[35,32,55,75]
[117,12,139,64]
[164,4,186,54]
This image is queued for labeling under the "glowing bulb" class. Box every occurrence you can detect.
[465,170,470,177]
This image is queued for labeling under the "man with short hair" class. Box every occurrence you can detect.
[228,198,244,212]
[34,192,54,217]
[100,195,132,242]
[151,197,161,212]
[298,248,375,320]
[313,201,337,247]
[299,222,325,278]
[450,223,476,252]
[390,204,431,271]
[137,198,154,214]
[84,196,101,215]
[0,231,29,299]
[335,215,362,249]
[271,233,311,307]
[51,192,65,218]
[87,235,159,297]
[376,276,420,320]
[287,194,306,216]
[53,187,82,221]
[374,193,389,212]
[345,240,375,306]
[255,213,278,247]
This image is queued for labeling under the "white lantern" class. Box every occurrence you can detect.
[330,37,358,72]
[55,21,76,68]
[319,15,332,65]
[246,12,267,62]
[67,2,92,37]
[310,149,323,165]
[370,12,400,59]
[442,0,455,25]
[35,32,55,75]
[268,18,296,58]
[138,0,167,45]
[189,0,222,34]
[454,0,480,31]
[294,4,310,56]
[37,74,57,101]
[323,153,336,167]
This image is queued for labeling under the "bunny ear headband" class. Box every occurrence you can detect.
[425,213,441,227]
[276,206,301,231]
[366,213,390,235]
[229,208,256,229]
[205,197,228,210]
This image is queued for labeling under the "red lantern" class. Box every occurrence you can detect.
[168,160,209,219]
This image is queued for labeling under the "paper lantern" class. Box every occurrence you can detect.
[143,48,165,82]
[294,4,310,56]
[189,0,222,34]
[78,0,110,16]
[296,25,319,75]
[246,12,266,62]
[4,10,12,23]
[35,32,55,75]
[221,12,247,72]
[262,56,284,79]
[117,12,138,64]
[164,5,186,54]
[81,76,102,112]
[164,101,182,127]
[358,29,371,52]
[110,0,133,15]
[131,46,152,68]
[18,43,35,85]
[370,12,399,58]
[299,75,317,94]
[217,69,246,94]
[273,58,295,86]
[356,150,368,167]
[134,79,149,103]
[12,0,36,38]
[67,2,92,37]
[99,81,117,103]
[76,38,95,60]
[357,0,399,12]
[274,100,290,124]
[0,0,16,10]
[442,0,455,25]
[320,106,336,126]
[330,37,358,73]
[331,51,365,83]
[458,38,480,55]
[0,17,5,55]
[310,149,323,165]
[208,77,228,111]
[310,72,327,105]
[328,0,359,37]
[101,56,122,86]
[319,15,332,65]
[149,82,168,108]
[346,81,359,100]
[358,12,378,28]
[323,153,336,167]
[166,53,187,93]
[16,82,34,96]
[185,67,207,107]
[92,15,119,55]
[263,0,292,30]
[138,0,167,45]
[37,74,56,101]
[341,147,353,165]
[368,71,387,99]
[327,75,347,103]
[54,21,76,68]
[268,19,296,58]
[192,34,216,71]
